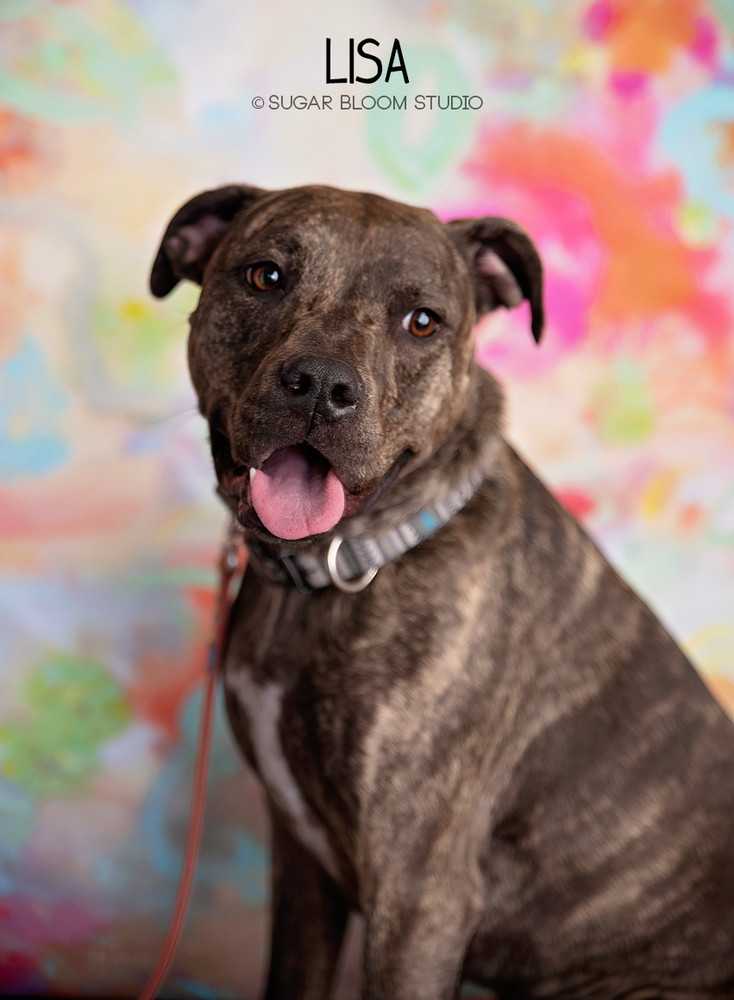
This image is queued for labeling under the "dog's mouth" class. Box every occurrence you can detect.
[249,445,346,540]
[212,417,409,543]
[214,425,374,541]
[216,442,345,541]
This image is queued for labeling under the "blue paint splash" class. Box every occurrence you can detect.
[0,335,70,482]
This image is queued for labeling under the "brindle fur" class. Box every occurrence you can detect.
[151,184,734,1000]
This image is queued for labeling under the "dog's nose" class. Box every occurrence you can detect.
[279,354,362,422]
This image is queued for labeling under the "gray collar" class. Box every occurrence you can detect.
[246,465,485,593]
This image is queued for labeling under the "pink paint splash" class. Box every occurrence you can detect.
[689,16,718,68]
[460,122,734,351]
[583,0,615,41]
[440,182,603,380]
[555,489,597,521]
[0,896,103,951]
[609,71,649,100]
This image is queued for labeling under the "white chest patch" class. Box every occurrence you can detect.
[226,667,339,882]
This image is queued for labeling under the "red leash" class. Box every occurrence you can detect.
[138,530,246,1000]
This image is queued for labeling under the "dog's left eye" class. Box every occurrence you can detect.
[402,308,440,338]
[246,262,283,291]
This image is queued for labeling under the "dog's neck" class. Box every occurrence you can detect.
[245,366,507,593]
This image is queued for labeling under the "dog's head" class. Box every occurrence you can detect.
[150,184,543,543]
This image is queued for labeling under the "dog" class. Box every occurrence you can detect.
[150,184,734,999]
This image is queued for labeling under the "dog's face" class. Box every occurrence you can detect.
[151,184,543,543]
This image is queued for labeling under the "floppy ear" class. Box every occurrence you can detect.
[446,217,544,344]
[149,184,267,297]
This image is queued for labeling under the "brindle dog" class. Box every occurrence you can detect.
[150,184,734,1000]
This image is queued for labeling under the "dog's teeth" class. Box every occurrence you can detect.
[249,467,257,486]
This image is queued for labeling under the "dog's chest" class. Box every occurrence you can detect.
[224,663,341,881]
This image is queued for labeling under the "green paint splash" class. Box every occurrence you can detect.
[594,358,655,446]
[92,285,198,390]
[366,44,477,192]
[0,0,176,124]
[0,652,131,796]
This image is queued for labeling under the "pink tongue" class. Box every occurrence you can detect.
[250,447,346,540]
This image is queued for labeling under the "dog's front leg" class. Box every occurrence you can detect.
[263,809,351,1000]
[361,870,482,1000]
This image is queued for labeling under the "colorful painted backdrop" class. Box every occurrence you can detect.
[1,0,733,995]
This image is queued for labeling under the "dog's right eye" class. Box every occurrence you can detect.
[246,262,283,291]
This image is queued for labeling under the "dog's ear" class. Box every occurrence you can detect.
[150,184,267,297]
[446,217,544,344]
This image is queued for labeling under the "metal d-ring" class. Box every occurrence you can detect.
[326,535,379,593]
